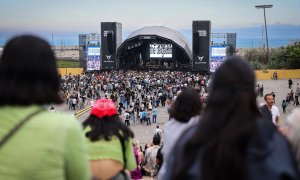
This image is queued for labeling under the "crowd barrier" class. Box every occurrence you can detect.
[74,106,92,118]
[57,68,300,80]
[255,69,300,80]
[57,68,83,76]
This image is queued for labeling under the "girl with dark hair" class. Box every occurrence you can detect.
[163,57,300,180]
[0,35,90,180]
[158,88,202,179]
[83,98,136,180]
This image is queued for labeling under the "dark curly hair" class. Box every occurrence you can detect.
[83,114,134,142]
[169,88,202,122]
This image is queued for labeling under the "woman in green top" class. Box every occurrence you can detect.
[83,98,137,180]
[0,35,90,180]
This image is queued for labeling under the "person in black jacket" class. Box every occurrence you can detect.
[289,78,293,89]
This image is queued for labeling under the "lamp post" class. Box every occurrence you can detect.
[255,4,273,67]
[51,33,54,50]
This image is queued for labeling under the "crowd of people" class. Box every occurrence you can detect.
[1,35,300,180]
[286,82,300,107]
[59,69,210,125]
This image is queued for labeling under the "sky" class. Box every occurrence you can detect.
[0,0,300,46]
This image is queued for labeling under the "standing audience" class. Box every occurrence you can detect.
[163,57,300,180]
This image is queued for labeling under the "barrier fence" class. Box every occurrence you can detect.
[57,68,83,76]
[255,69,300,80]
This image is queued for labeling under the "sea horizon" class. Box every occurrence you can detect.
[0,37,298,49]
[1,23,300,49]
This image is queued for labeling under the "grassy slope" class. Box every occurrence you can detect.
[56,60,80,68]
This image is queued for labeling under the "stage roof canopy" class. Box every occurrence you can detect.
[125,26,192,59]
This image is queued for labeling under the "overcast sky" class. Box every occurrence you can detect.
[0,0,300,47]
[0,0,299,32]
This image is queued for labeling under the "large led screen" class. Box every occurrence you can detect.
[87,60,101,71]
[87,54,100,71]
[150,44,172,58]
[210,46,226,72]
[87,47,101,56]
[211,46,226,57]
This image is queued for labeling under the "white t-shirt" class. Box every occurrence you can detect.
[148,104,153,110]
[154,128,162,137]
[90,100,95,107]
[123,112,130,120]
[271,105,280,126]
[137,85,142,90]
[72,98,77,105]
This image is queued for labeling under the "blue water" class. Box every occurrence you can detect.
[237,37,294,48]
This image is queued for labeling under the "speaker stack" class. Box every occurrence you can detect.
[192,21,211,73]
[101,22,122,70]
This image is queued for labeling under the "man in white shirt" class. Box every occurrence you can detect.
[260,93,280,127]
[271,105,280,126]
[154,125,162,137]
[123,110,130,126]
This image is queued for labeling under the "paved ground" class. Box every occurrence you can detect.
[54,102,169,147]
[256,79,300,125]
[54,79,300,147]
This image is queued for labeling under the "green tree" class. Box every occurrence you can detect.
[244,42,300,69]
[242,48,267,69]
[285,43,300,69]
